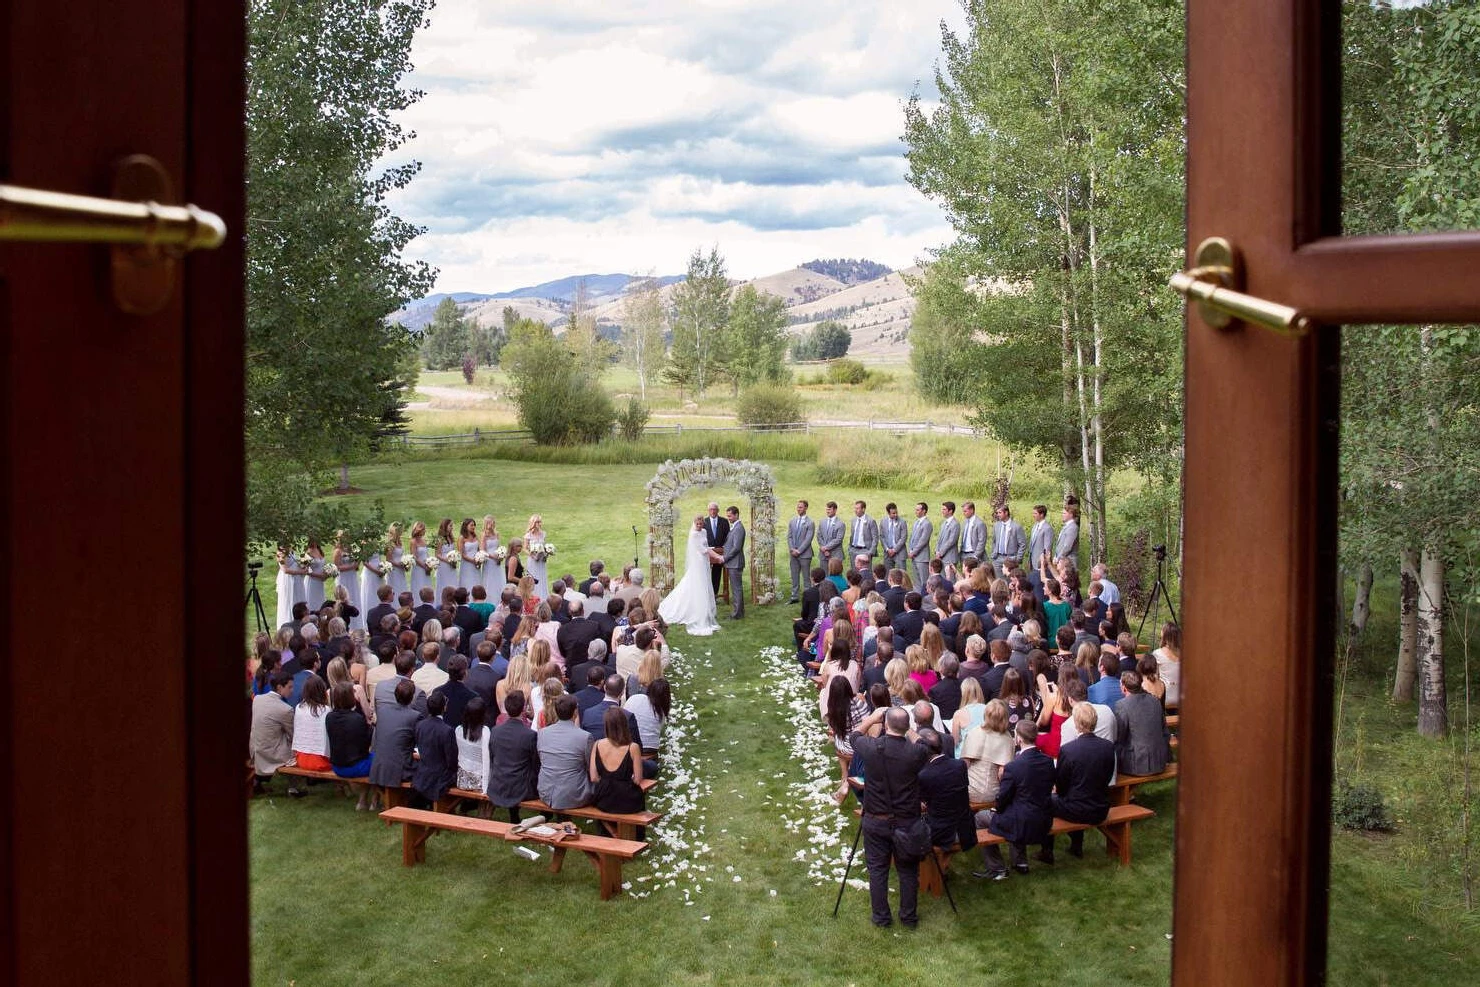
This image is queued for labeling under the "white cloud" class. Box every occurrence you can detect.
[382,0,966,292]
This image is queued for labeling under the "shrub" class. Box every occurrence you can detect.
[826,358,868,385]
[736,383,803,429]
[1332,781,1394,832]
[616,397,650,441]
[461,354,476,384]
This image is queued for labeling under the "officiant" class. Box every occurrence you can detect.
[703,502,729,600]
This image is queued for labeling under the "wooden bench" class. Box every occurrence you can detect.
[379,806,646,900]
[1109,763,1179,806]
[919,804,1156,896]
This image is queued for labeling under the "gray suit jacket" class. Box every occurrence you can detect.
[880,516,908,561]
[849,515,879,559]
[787,515,815,558]
[817,516,844,559]
[723,521,746,571]
[373,674,428,716]
[907,517,933,562]
[1028,519,1054,566]
[1055,519,1079,561]
[368,701,423,787]
[537,719,594,810]
[937,516,961,563]
[960,514,988,559]
[993,520,1026,562]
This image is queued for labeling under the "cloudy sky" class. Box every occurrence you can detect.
[381,0,967,293]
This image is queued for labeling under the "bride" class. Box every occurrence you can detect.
[659,516,721,636]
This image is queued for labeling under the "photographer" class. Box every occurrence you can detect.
[849,706,930,928]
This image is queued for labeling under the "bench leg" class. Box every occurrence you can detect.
[918,848,951,898]
[402,823,429,867]
[1101,822,1132,866]
[598,854,624,900]
[1109,786,1131,808]
[548,846,567,875]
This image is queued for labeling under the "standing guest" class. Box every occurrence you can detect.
[537,694,594,810]
[930,654,964,720]
[1044,703,1117,861]
[961,699,1014,805]
[880,503,908,573]
[990,505,1026,579]
[849,706,930,928]
[290,676,333,774]
[1054,504,1080,564]
[486,691,539,822]
[454,696,490,793]
[1090,563,1121,607]
[1114,671,1170,776]
[1035,666,1076,759]
[907,503,933,590]
[917,728,977,854]
[411,692,457,806]
[589,706,648,831]
[431,654,475,728]
[368,678,421,794]
[250,672,296,790]
[326,681,375,810]
[972,719,1055,879]
[1039,572,1072,643]
[1154,622,1182,708]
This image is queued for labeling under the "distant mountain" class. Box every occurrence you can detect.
[490,273,684,304]
[800,258,892,285]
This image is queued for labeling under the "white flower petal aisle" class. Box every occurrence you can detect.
[625,647,717,902]
[757,644,867,891]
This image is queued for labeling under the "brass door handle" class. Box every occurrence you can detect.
[0,155,226,314]
[1170,237,1311,337]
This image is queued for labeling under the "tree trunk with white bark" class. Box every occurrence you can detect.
[1416,546,1447,737]
[1394,547,1420,701]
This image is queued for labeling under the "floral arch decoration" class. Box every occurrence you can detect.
[644,457,779,605]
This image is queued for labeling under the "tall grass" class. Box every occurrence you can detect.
[376,431,823,467]
[814,431,1061,500]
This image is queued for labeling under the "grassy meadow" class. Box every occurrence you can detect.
[248,454,1480,985]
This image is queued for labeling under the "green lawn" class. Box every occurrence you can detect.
[248,459,1480,985]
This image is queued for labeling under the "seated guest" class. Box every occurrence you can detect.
[431,654,475,728]
[957,634,989,685]
[1117,632,1141,675]
[1114,670,1170,776]
[1088,652,1124,706]
[1059,676,1117,748]
[454,696,490,793]
[368,678,422,794]
[533,677,566,730]
[486,692,539,822]
[567,639,612,697]
[961,698,1014,805]
[366,584,396,637]
[862,638,894,692]
[467,640,504,705]
[1044,703,1117,861]
[589,592,618,644]
[556,598,602,670]
[625,677,670,759]
[981,638,1012,700]
[949,677,987,755]
[326,681,375,810]
[369,613,400,655]
[411,641,449,694]
[615,625,666,681]
[441,625,464,663]
[908,696,947,749]
[281,600,310,636]
[997,668,1035,735]
[571,664,608,712]
[1154,621,1182,708]
[249,672,296,791]
[581,674,640,742]
[1137,653,1167,704]
[917,728,977,853]
[626,648,664,698]
[588,706,648,837]
[374,650,427,716]
[287,651,320,708]
[1076,599,1103,652]
[1073,641,1100,689]
[930,654,964,720]
[891,592,926,650]
[494,654,535,720]
[973,719,1055,879]
[412,691,458,806]
[410,587,437,634]
[537,694,594,810]
[468,583,495,625]
[290,675,333,775]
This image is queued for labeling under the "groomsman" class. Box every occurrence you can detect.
[907,503,933,589]
[991,506,1027,579]
[937,502,962,578]
[817,502,845,570]
[786,500,815,604]
[1055,504,1080,565]
[850,500,879,563]
[1027,504,1054,571]
[880,503,908,572]
[959,501,988,563]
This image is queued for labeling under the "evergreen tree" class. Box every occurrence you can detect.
[420,297,472,370]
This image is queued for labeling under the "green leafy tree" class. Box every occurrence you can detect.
[794,320,851,361]
[420,296,472,370]
[725,284,790,391]
[502,318,615,444]
[245,0,435,542]
[665,246,730,397]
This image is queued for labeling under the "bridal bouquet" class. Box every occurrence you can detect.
[494,546,508,563]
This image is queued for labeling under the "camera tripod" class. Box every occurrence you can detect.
[631,525,641,570]
[1135,550,1180,644]
[832,815,957,918]
[245,564,269,634]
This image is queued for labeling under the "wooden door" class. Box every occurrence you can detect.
[1177,2,1480,985]
[0,1,246,983]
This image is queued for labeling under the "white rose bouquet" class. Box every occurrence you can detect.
[425,556,441,573]
[544,543,557,559]
[494,547,508,563]
[441,550,459,568]
[398,556,415,572]
[474,550,490,567]
[322,563,339,577]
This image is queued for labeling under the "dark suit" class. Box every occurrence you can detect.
[929,677,963,721]
[410,603,437,635]
[431,679,476,729]
[556,617,603,670]
[704,514,730,594]
[891,609,926,650]
[486,717,539,816]
[918,754,978,851]
[794,584,823,661]
[848,731,930,927]
[580,699,640,743]
[589,610,616,645]
[1049,733,1116,857]
[453,605,484,650]
[571,685,606,713]
[980,746,1056,874]
[466,661,500,705]
[366,602,396,633]
[412,716,458,803]
[578,576,600,596]
[981,662,1010,701]
[883,585,907,618]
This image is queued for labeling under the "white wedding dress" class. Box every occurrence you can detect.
[659,529,721,636]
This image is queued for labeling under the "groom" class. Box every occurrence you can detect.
[720,506,745,619]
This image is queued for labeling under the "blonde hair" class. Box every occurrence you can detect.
[906,644,930,675]
[503,654,533,697]
[540,677,564,728]
[409,520,426,540]
[920,624,944,667]
[884,657,909,695]
[421,619,443,644]
[386,522,403,547]
[527,514,543,531]
[517,575,536,599]
[1072,702,1098,734]
[964,634,987,661]
[527,639,552,669]
[983,698,1010,734]
[639,588,661,616]
[512,614,537,646]
[327,616,346,637]
[483,514,497,536]
[1021,619,1043,643]
[325,657,351,689]
[960,677,984,706]
[638,649,664,689]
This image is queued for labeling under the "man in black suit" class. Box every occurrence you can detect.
[849,706,930,928]
[882,570,907,618]
[486,691,539,822]
[546,581,571,623]
[580,674,640,742]
[452,588,484,652]
[703,501,729,597]
[466,640,502,705]
[589,593,620,645]
[569,664,608,712]
[973,719,1055,879]
[365,584,396,636]
[793,567,826,663]
[1044,703,1117,861]
[916,728,978,854]
[981,638,1012,700]
[430,654,476,728]
[410,587,438,635]
[578,560,604,597]
[891,592,926,649]
[566,640,610,699]
[862,639,894,692]
[556,598,603,670]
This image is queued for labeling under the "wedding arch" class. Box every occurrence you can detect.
[644,457,779,605]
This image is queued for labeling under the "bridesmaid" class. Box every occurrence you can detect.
[524,514,548,592]
[305,537,328,610]
[274,545,296,628]
[362,537,387,617]
[505,536,525,591]
[385,522,408,598]
[409,521,432,599]
[458,517,481,592]
[436,518,458,594]
[332,530,364,631]
[481,514,504,602]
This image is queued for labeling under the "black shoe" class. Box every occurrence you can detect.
[1013,864,1030,875]
[872,917,893,928]
[287,787,307,799]
[1068,843,1084,859]
[900,918,918,929]
[1034,850,1055,865]
[972,868,1008,881]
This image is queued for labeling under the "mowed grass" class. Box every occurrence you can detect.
[248,459,1480,985]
